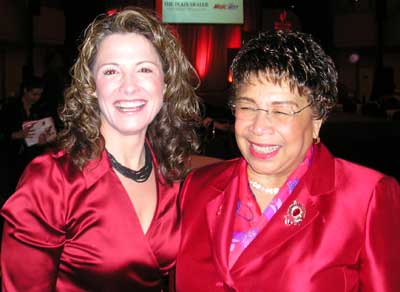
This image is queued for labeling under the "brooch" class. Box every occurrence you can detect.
[284,200,306,225]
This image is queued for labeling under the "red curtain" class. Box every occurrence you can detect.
[173,24,241,93]
[156,0,262,99]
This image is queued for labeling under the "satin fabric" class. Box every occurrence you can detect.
[175,144,400,292]
[230,146,312,267]
[1,148,180,292]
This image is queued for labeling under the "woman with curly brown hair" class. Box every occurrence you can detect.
[1,7,200,292]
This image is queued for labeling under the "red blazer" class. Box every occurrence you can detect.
[175,144,400,292]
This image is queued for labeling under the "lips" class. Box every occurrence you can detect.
[249,143,281,159]
[114,100,146,112]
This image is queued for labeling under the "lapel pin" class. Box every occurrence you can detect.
[284,200,306,225]
[216,204,223,216]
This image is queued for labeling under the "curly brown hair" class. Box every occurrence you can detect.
[58,7,201,183]
[230,30,338,121]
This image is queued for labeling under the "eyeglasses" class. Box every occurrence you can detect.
[230,100,313,124]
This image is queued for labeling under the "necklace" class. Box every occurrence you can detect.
[249,179,280,195]
[107,144,153,183]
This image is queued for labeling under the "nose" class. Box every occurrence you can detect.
[250,110,275,135]
[121,73,138,95]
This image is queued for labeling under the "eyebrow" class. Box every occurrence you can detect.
[94,61,162,74]
[136,60,161,66]
[94,63,118,72]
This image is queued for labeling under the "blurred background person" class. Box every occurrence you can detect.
[0,76,55,196]
[1,7,200,292]
[175,30,400,291]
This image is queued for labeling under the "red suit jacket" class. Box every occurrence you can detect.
[175,144,400,292]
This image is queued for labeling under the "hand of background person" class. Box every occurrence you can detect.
[11,125,34,140]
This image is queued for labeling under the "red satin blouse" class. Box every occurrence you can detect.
[1,149,180,292]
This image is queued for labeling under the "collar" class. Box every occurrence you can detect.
[303,143,336,197]
[82,149,111,189]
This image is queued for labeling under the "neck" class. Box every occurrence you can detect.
[246,167,285,196]
[107,143,153,183]
[108,144,146,170]
[247,169,284,190]
[102,128,147,169]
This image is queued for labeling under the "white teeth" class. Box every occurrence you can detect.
[252,144,280,153]
[115,100,145,109]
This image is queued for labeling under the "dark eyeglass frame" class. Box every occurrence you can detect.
[229,102,313,117]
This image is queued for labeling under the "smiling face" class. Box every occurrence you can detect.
[234,76,322,185]
[93,33,165,140]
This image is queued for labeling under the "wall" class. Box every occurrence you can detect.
[334,13,377,47]
[0,1,65,101]
[0,0,25,43]
[333,1,400,101]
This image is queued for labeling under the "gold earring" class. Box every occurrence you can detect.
[313,137,320,144]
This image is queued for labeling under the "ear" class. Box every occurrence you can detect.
[312,118,323,139]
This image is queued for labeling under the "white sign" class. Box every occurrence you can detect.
[162,0,243,24]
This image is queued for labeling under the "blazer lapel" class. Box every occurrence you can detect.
[206,163,242,288]
[232,144,336,271]
[233,181,320,271]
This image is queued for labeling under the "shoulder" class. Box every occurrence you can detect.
[320,146,400,205]
[1,150,107,225]
[333,157,390,189]
[335,158,399,205]
[1,151,77,234]
[312,144,389,192]
[309,144,399,210]
[23,149,110,188]
[4,150,88,213]
[18,150,81,185]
